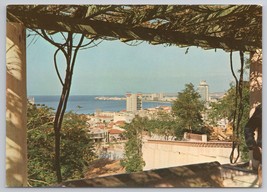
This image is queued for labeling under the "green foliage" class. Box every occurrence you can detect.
[27,102,96,187]
[142,83,210,141]
[60,112,96,180]
[145,111,183,140]
[27,103,55,186]
[207,82,250,161]
[208,82,250,130]
[121,116,146,173]
[172,83,205,133]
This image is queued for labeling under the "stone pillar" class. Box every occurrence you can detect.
[249,49,262,115]
[6,22,27,186]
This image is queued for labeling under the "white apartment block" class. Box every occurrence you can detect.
[197,80,209,102]
[126,93,142,112]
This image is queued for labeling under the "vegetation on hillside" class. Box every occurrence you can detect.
[145,111,181,140]
[208,82,250,161]
[27,102,96,187]
[121,116,146,173]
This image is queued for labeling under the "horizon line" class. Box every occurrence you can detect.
[28,91,226,97]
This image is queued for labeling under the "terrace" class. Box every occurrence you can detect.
[60,161,260,187]
[6,5,262,187]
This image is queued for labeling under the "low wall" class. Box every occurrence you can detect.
[143,140,236,170]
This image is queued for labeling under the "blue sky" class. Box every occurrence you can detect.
[26,32,247,96]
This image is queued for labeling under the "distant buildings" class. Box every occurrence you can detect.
[145,93,164,101]
[197,80,209,102]
[114,112,135,123]
[209,92,225,101]
[126,93,142,112]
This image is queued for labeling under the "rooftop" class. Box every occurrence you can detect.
[148,139,232,148]
[108,129,124,134]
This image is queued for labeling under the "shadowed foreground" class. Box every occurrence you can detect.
[61,161,223,187]
[61,161,260,188]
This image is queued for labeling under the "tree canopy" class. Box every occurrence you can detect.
[145,111,183,140]
[172,83,205,132]
[27,102,96,187]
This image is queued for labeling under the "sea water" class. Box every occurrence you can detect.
[31,95,171,114]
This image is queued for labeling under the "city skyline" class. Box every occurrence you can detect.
[26,32,248,96]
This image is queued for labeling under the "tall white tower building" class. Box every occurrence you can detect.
[126,93,142,112]
[197,80,209,102]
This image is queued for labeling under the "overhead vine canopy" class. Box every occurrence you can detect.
[7,5,262,51]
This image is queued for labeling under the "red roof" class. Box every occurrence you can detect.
[108,129,124,134]
[115,120,125,125]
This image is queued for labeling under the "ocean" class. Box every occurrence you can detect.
[31,95,172,114]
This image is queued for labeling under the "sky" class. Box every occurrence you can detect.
[26,32,247,96]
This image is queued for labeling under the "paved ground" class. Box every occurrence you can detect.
[221,164,260,187]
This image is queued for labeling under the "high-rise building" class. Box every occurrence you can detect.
[197,80,209,102]
[126,93,142,112]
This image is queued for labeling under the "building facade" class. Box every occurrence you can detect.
[197,80,209,102]
[126,93,142,112]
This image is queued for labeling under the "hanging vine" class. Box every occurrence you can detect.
[31,29,99,183]
[29,28,159,183]
[229,50,245,164]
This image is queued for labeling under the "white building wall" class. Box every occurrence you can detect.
[198,80,209,102]
[126,93,142,112]
[114,113,135,124]
[126,94,137,112]
[143,141,236,171]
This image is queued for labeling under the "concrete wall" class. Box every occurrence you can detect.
[143,140,235,170]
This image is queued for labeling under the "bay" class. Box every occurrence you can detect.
[30,95,172,114]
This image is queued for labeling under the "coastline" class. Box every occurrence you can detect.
[94,96,173,103]
[30,95,172,114]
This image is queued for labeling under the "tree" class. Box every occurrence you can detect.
[145,111,182,140]
[60,112,96,179]
[207,82,250,161]
[121,116,146,173]
[172,83,205,133]
[28,27,101,182]
[208,83,249,127]
[27,102,96,187]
